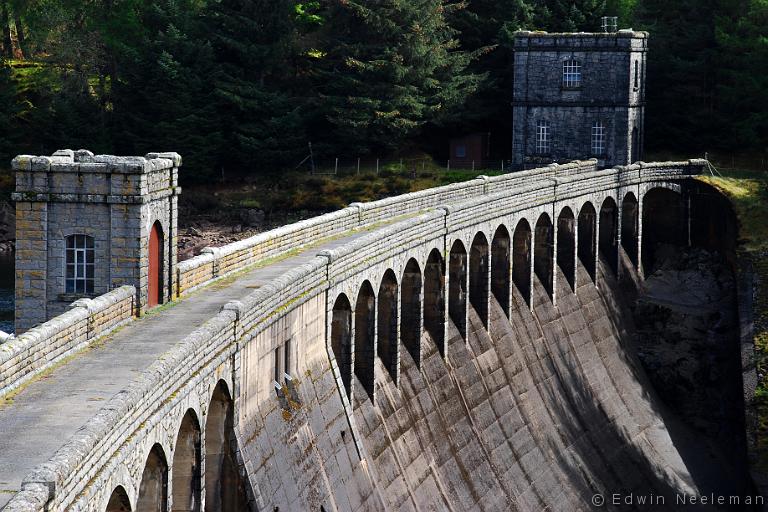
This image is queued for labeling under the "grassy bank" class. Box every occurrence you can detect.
[697,168,768,475]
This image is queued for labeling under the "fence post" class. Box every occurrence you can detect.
[472,160,475,172]
[447,160,450,172]
[334,158,338,175]
[400,158,403,171]
[357,158,360,175]
[376,158,379,175]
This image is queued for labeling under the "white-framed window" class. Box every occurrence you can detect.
[65,234,95,294]
[536,120,551,154]
[591,121,606,156]
[563,59,582,88]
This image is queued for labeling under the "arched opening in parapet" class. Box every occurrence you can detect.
[331,294,353,399]
[449,239,468,341]
[424,249,445,356]
[577,202,597,283]
[534,213,554,300]
[172,409,202,512]
[105,486,132,512]
[469,232,489,329]
[137,444,168,512]
[401,259,422,367]
[622,192,639,267]
[491,225,511,318]
[557,207,576,292]
[204,381,247,512]
[642,187,686,274]
[599,197,618,275]
[377,270,398,385]
[513,219,532,306]
[354,281,376,401]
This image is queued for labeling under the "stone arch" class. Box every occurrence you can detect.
[512,218,532,307]
[599,197,619,275]
[137,444,168,512]
[172,409,201,512]
[642,187,686,274]
[557,206,576,292]
[424,249,446,356]
[354,281,376,401]
[469,232,490,329]
[331,294,353,399]
[449,239,468,341]
[106,486,132,512]
[204,381,247,512]
[377,270,399,385]
[622,191,639,267]
[148,220,164,308]
[534,213,554,300]
[401,259,422,367]
[491,225,511,318]
[577,202,597,283]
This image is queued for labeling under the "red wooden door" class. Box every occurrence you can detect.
[148,222,162,307]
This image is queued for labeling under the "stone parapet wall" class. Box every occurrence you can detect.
[0,286,136,398]
[175,159,599,296]
[2,159,707,511]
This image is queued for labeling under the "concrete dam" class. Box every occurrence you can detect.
[0,155,755,511]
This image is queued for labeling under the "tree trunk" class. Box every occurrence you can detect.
[13,13,23,58]
[0,2,12,59]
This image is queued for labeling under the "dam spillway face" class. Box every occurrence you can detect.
[238,261,751,510]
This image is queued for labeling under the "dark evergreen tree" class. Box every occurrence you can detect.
[314,0,482,156]
[110,0,223,182]
[206,0,309,176]
[633,0,720,153]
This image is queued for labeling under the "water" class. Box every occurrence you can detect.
[0,253,14,334]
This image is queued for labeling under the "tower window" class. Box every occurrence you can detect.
[65,234,95,294]
[634,61,639,90]
[536,121,551,154]
[562,59,582,88]
[591,122,606,156]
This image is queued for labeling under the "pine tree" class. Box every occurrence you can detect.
[314,0,482,156]
[714,0,768,150]
[206,0,309,175]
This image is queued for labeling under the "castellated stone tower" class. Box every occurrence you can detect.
[512,29,648,169]
[11,149,181,333]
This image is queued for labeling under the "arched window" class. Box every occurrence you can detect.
[591,121,606,156]
[634,60,640,90]
[562,59,581,88]
[66,234,94,294]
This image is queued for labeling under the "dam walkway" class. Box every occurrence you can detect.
[0,227,371,508]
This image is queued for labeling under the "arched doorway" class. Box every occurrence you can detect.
[491,225,511,318]
[622,192,639,267]
[578,202,597,283]
[557,207,576,292]
[423,249,445,356]
[449,240,468,341]
[534,213,554,300]
[148,221,164,308]
[401,259,422,367]
[599,197,618,275]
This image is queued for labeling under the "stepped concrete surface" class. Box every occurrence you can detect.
[0,229,370,508]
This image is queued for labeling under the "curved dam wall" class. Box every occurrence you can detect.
[5,160,749,512]
[240,260,747,511]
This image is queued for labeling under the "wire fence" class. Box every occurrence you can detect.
[300,157,513,177]
[703,152,768,176]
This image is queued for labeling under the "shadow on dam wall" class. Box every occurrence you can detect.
[236,183,755,511]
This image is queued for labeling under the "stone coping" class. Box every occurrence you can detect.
[11,149,181,174]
